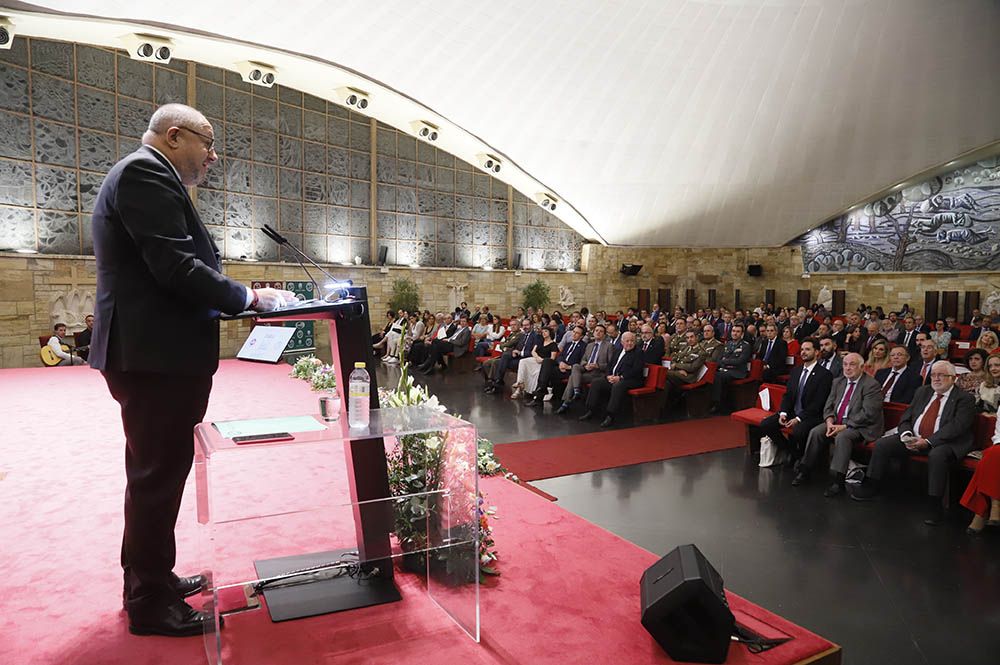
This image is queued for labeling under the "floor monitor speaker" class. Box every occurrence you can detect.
[620,263,643,276]
[640,544,734,664]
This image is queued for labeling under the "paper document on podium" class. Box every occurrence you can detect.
[238,325,297,362]
[213,416,328,439]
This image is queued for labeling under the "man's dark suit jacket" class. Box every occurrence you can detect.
[898,329,920,358]
[830,330,847,350]
[874,366,921,405]
[558,338,588,367]
[607,347,646,387]
[638,336,665,365]
[778,363,833,423]
[898,386,977,457]
[861,332,886,358]
[90,147,247,376]
[756,337,787,367]
[718,339,753,378]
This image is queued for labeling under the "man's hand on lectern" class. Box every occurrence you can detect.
[253,288,299,312]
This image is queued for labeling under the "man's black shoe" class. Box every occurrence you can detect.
[173,574,207,598]
[128,600,220,637]
[823,483,844,498]
[578,411,593,421]
[791,471,807,486]
[555,403,570,415]
[850,482,879,501]
[600,415,614,428]
[924,498,945,526]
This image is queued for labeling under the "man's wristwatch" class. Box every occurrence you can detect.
[250,289,260,310]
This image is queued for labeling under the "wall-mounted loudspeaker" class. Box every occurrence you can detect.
[747,264,763,277]
[377,245,388,266]
[620,263,643,276]
[640,544,734,663]
[513,253,522,270]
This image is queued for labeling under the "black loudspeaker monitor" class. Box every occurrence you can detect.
[640,544,734,664]
[513,253,522,270]
[747,264,763,277]
[620,263,643,276]
[377,245,388,266]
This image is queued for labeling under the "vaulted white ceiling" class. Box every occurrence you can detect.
[11,0,1000,247]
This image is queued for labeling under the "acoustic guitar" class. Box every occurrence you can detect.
[40,343,88,366]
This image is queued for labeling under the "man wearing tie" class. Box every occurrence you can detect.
[579,332,644,427]
[852,361,976,525]
[759,338,832,462]
[556,325,613,413]
[417,316,471,374]
[484,319,535,393]
[716,312,734,342]
[874,346,921,404]
[861,321,886,359]
[794,353,883,497]
[816,336,843,378]
[756,324,788,383]
[529,325,587,405]
[899,316,920,357]
[911,340,938,386]
[638,324,665,364]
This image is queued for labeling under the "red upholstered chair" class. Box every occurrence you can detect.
[948,340,972,363]
[728,359,765,410]
[629,364,667,423]
[680,361,717,418]
[730,383,787,450]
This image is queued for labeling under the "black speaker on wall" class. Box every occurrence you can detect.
[747,264,763,277]
[377,245,388,266]
[513,253,522,270]
[620,263,643,276]
[640,544,734,664]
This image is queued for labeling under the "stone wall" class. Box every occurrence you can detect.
[5,245,1000,368]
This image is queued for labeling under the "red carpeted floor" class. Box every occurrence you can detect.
[0,362,835,665]
[495,418,747,481]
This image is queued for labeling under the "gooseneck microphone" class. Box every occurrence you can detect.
[261,224,353,301]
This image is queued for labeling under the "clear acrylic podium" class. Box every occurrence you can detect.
[194,406,480,665]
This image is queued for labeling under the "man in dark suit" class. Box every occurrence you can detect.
[852,361,977,525]
[795,353,884,497]
[417,316,471,374]
[579,332,644,427]
[759,338,832,461]
[637,324,665,364]
[860,322,885,359]
[529,325,587,405]
[816,335,843,378]
[75,314,94,361]
[485,321,536,393]
[829,319,848,350]
[91,104,295,637]
[556,324,613,412]
[874,346,921,404]
[755,323,788,383]
[715,312,734,342]
[800,310,819,338]
[482,318,523,385]
[969,316,993,341]
[709,324,753,413]
[899,316,920,357]
[910,340,938,386]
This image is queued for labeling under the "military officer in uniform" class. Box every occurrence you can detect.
[709,323,753,413]
[700,324,724,362]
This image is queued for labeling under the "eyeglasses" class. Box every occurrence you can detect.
[176,126,216,151]
[928,373,954,379]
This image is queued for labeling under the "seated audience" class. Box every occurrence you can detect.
[410,312,446,366]
[875,346,921,405]
[829,319,848,350]
[75,314,94,361]
[471,315,493,355]
[755,323,787,383]
[664,330,709,401]
[817,335,843,377]
[852,361,976,525]
[709,323,753,414]
[781,325,799,363]
[760,338,833,461]
[976,355,1000,414]
[482,319,526,389]
[880,317,900,343]
[606,322,622,350]
[638,324,665,364]
[976,330,1000,354]
[528,325,587,405]
[511,326,558,398]
[579,332,644,427]
[794,353,883,497]
[46,323,86,366]
[899,316,920,357]
[700,324,724,361]
[928,319,951,359]
[556,325,613,413]
[372,310,396,345]
[863,339,891,376]
[912,340,939,385]
[416,316,471,374]
[859,321,884,359]
[960,414,1000,535]
[403,312,425,356]
[957,349,989,394]
[970,317,993,341]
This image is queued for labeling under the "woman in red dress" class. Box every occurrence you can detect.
[961,414,1000,535]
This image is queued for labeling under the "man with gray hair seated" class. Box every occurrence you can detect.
[852,360,977,525]
[794,353,883,497]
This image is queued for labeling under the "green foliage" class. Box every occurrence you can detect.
[521,279,551,311]
[389,278,420,313]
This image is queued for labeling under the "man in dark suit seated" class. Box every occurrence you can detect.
[755,323,788,383]
[708,324,753,414]
[481,317,522,379]
[899,316,920,357]
[795,353,883,497]
[579,332,644,427]
[556,325,613,413]
[852,361,977,525]
[860,321,886,359]
[484,320,536,394]
[969,316,993,341]
[874,346,921,404]
[528,325,587,405]
[417,316,471,374]
[829,319,848,350]
[90,104,296,637]
[75,314,94,361]
[910,339,938,386]
[816,335,843,378]
[759,338,832,462]
[637,324,665,364]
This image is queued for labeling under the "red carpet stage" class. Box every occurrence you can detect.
[496,418,747,481]
[0,361,838,664]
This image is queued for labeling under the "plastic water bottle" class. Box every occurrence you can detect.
[348,361,371,428]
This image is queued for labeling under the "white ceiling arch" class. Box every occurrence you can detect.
[7,0,1000,247]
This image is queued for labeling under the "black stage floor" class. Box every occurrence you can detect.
[384,363,1000,665]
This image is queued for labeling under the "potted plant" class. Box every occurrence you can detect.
[389,277,420,313]
[522,279,551,311]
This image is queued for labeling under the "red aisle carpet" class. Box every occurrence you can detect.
[496,418,747,481]
[0,361,835,665]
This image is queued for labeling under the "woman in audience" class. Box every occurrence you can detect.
[403,312,425,357]
[845,326,865,355]
[976,355,1000,414]
[511,326,559,399]
[960,414,1000,535]
[863,339,890,375]
[958,349,989,394]
[929,319,951,359]
[657,322,670,348]
[782,325,799,360]
[977,330,1000,355]
[880,317,899,343]
[471,314,493,356]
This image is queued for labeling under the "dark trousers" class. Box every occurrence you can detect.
[867,434,959,497]
[710,368,742,404]
[488,351,520,384]
[474,340,493,356]
[533,358,569,396]
[759,413,817,459]
[408,340,429,366]
[423,339,455,368]
[103,370,212,609]
[586,376,640,416]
